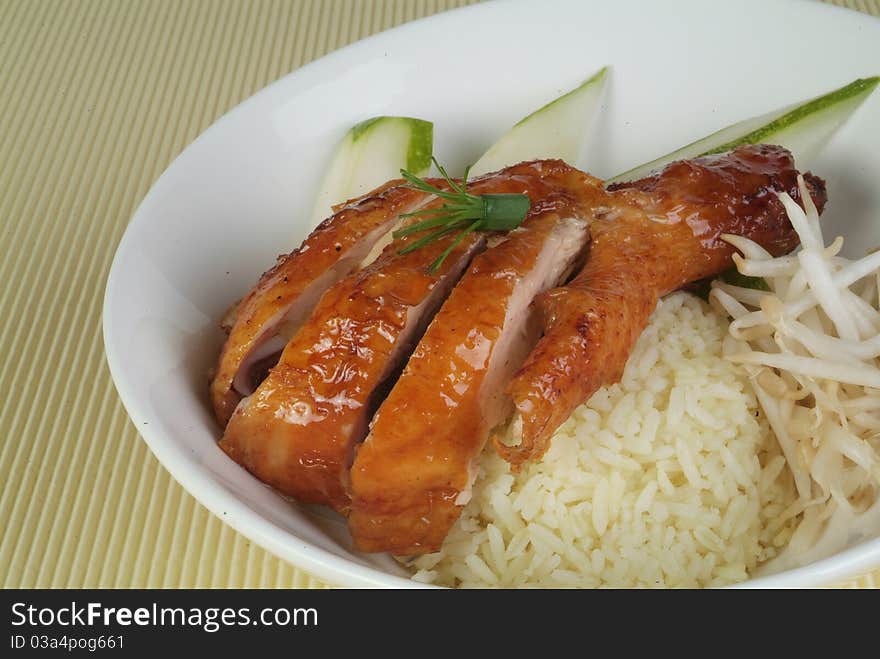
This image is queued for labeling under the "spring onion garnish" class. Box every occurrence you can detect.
[395,157,530,272]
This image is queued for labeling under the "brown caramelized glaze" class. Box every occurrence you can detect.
[210,181,428,426]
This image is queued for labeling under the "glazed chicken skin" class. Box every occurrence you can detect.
[210,180,431,426]
[349,165,599,554]
[219,225,486,510]
[219,160,599,512]
[497,144,827,467]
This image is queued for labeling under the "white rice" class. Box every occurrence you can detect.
[405,292,799,588]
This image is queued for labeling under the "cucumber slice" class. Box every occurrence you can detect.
[470,67,608,176]
[609,77,879,183]
[311,116,433,222]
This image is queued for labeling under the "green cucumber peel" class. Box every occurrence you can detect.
[609,76,879,184]
[470,66,609,176]
[311,116,433,223]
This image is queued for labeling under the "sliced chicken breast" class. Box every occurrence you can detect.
[499,144,828,466]
[210,181,430,426]
[217,160,602,513]
[348,181,599,554]
[218,226,486,511]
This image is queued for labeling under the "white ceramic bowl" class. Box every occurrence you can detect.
[104,0,880,587]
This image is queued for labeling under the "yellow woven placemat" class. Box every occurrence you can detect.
[1,0,878,589]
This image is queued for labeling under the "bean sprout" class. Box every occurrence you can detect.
[709,175,880,571]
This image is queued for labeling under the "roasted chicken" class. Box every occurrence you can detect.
[212,145,826,556]
[210,181,429,426]
[218,160,600,512]
[499,145,827,466]
[220,225,487,510]
[349,168,598,553]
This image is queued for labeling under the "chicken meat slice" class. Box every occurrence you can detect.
[219,160,592,511]
[349,172,600,554]
[210,180,430,426]
[219,228,485,511]
[498,144,828,466]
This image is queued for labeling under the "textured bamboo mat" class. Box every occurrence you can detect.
[1,0,878,589]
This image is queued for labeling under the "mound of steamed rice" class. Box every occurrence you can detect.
[405,292,800,588]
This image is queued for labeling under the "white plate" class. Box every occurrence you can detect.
[103,0,880,587]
